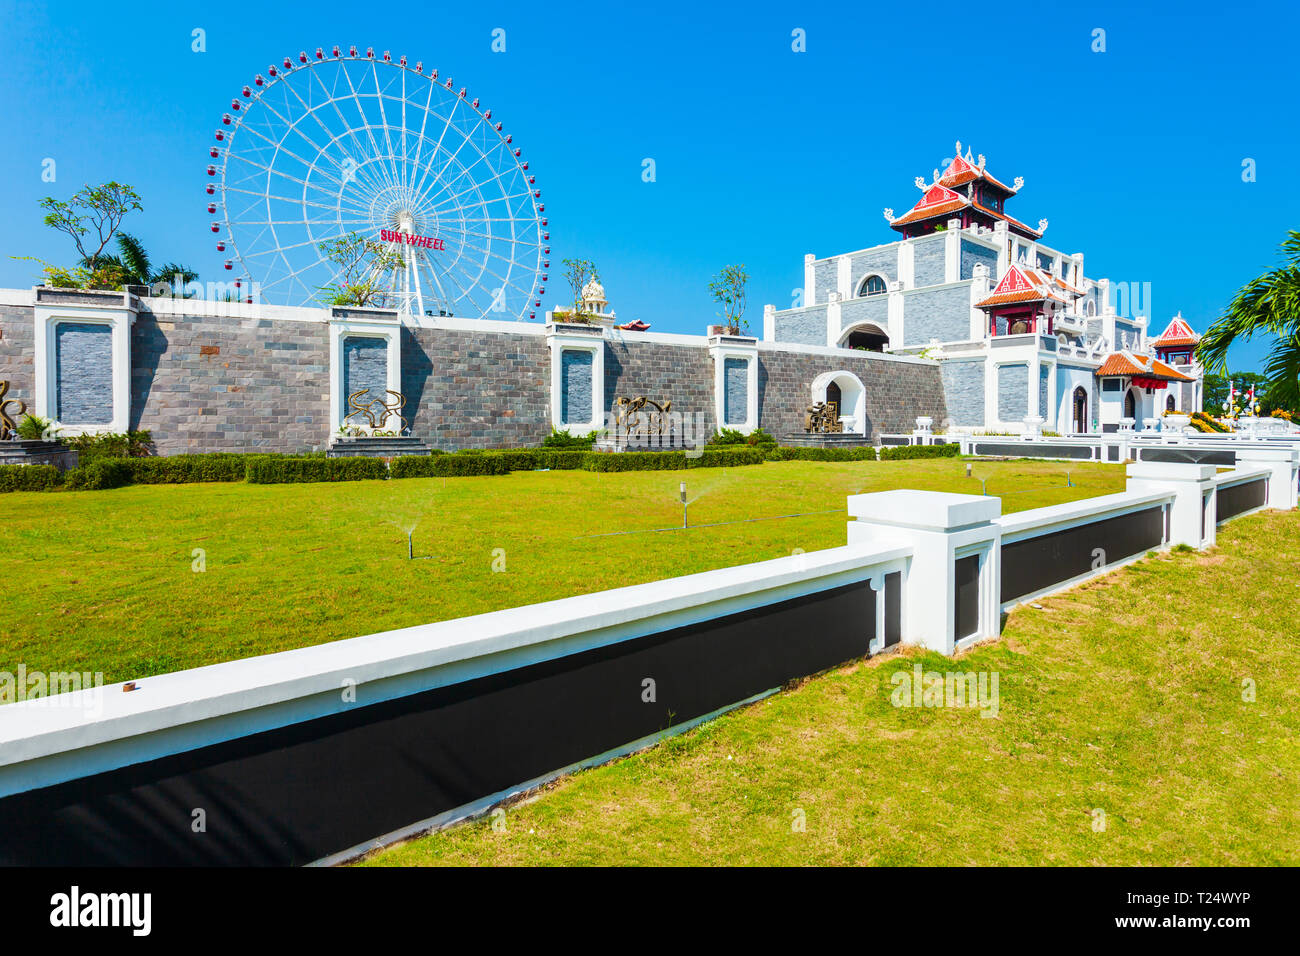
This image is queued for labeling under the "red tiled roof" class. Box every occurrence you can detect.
[937,148,1018,195]
[1096,351,1194,382]
[617,319,651,331]
[975,264,1076,309]
[1152,313,1200,348]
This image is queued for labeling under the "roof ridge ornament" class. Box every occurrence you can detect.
[1014,176,1025,190]
[955,140,962,156]
[1038,218,1049,234]
[883,207,894,222]
[915,176,927,190]
[977,153,986,170]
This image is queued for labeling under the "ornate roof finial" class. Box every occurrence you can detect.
[1014,176,1025,190]
[977,153,986,170]
[965,146,974,162]
[882,207,894,222]
[933,167,940,183]
[915,176,927,190]
[954,140,962,156]
[1038,218,1049,234]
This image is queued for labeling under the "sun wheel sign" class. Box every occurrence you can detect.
[207,46,549,319]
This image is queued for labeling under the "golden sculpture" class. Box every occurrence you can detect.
[344,388,408,433]
[614,396,674,440]
[804,401,842,434]
[0,381,27,440]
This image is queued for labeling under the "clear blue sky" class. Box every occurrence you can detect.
[1,0,1295,372]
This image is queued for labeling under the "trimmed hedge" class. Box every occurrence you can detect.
[0,464,62,492]
[878,442,961,461]
[582,447,766,472]
[63,458,133,490]
[391,453,510,478]
[246,456,388,484]
[123,454,251,484]
[765,446,878,462]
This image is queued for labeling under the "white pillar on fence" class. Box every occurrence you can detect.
[1125,462,1217,549]
[846,490,1002,655]
[1235,447,1300,511]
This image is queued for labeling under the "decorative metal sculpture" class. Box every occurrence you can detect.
[614,396,674,440]
[0,381,26,440]
[344,388,408,434]
[804,401,842,434]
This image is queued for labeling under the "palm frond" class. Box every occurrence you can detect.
[1197,230,1300,375]
[115,232,151,285]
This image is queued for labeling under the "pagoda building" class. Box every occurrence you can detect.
[886,143,1045,241]
[764,141,1205,435]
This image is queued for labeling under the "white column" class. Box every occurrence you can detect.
[837,256,852,300]
[846,490,1002,655]
[944,223,961,284]
[897,241,915,290]
[1126,462,1217,549]
[762,303,775,342]
[826,291,841,348]
[803,254,816,306]
[1236,448,1300,511]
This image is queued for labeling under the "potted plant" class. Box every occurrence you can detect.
[708,264,750,336]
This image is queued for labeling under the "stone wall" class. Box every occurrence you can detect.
[400,325,549,450]
[758,350,946,441]
[960,240,998,281]
[839,295,888,335]
[912,236,947,287]
[848,246,897,294]
[604,337,715,433]
[773,304,828,346]
[997,362,1028,421]
[903,284,971,346]
[0,304,36,416]
[940,358,985,427]
[131,309,330,454]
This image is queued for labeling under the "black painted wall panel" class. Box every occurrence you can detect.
[1216,479,1266,522]
[0,582,875,867]
[1001,507,1164,604]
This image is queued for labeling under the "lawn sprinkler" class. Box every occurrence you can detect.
[680,481,688,529]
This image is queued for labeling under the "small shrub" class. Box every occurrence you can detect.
[63,458,133,490]
[246,456,387,484]
[61,430,153,462]
[0,464,62,492]
[878,443,961,461]
[15,414,56,441]
[542,428,598,449]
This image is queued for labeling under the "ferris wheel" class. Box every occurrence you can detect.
[206,46,549,319]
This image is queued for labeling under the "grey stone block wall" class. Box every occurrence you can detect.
[997,363,1028,421]
[1038,363,1051,421]
[401,326,549,449]
[912,236,947,287]
[813,260,838,304]
[839,295,888,334]
[342,336,388,424]
[723,357,747,425]
[772,305,828,346]
[940,359,985,426]
[758,351,946,442]
[604,338,715,437]
[903,285,971,345]
[849,247,896,295]
[0,305,35,415]
[960,240,998,280]
[131,310,331,454]
[560,349,593,425]
[56,323,114,424]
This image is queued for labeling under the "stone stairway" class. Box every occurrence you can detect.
[326,436,432,459]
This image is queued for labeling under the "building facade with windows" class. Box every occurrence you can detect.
[764,143,1204,434]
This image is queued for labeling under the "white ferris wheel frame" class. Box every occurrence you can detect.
[207,46,549,320]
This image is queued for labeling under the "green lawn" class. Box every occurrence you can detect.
[1,459,1120,682]
[362,509,1300,866]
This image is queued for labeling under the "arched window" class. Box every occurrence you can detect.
[1166,393,1176,412]
[858,275,887,297]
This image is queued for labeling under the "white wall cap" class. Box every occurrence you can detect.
[0,540,911,772]
[996,490,1174,539]
[1126,462,1217,482]
[1235,447,1300,463]
[1213,466,1272,487]
[848,490,1000,531]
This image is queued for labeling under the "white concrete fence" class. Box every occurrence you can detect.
[0,453,1295,865]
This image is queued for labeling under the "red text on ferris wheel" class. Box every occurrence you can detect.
[380,229,446,250]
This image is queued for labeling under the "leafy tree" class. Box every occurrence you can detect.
[40,182,142,270]
[319,232,404,307]
[1203,371,1270,412]
[1198,231,1300,410]
[709,264,750,334]
[562,257,597,320]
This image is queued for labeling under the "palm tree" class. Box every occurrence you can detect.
[80,232,199,294]
[1198,231,1300,411]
